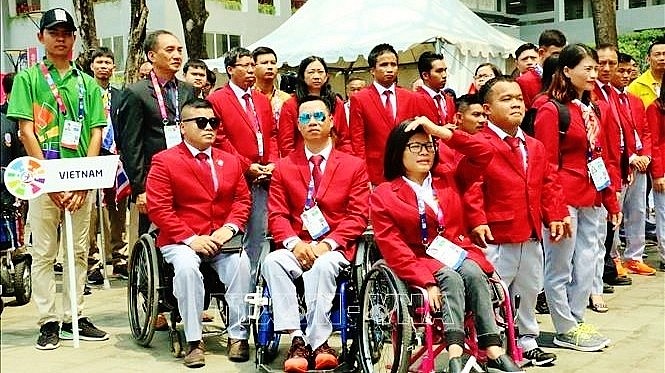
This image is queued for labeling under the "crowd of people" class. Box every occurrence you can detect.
[2,6,665,373]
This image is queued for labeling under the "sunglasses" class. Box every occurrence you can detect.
[298,111,327,125]
[182,116,220,130]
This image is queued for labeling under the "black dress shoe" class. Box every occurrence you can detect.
[486,354,524,373]
[448,356,463,373]
[602,284,615,294]
[605,276,632,286]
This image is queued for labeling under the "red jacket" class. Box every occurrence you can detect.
[370,131,494,288]
[516,70,542,110]
[617,90,652,159]
[534,100,620,214]
[413,86,456,125]
[647,102,665,179]
[349,84,417,184]
[277,96,351,157]
[146,143,251,248]
[267,148,370,262]
[208,84,278,168]
[464,127,568,243]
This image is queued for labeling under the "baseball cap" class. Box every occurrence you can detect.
[39,8,77,32]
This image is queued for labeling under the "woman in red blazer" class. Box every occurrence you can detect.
[371,118,522,373]
[647,76,665,270]
[278,56,351,157]
[533,44,621,352]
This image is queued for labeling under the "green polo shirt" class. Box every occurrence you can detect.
[7,59,106,159]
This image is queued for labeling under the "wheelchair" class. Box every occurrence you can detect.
[245,228,378,372]
[358,260,522,373]
[0,200,32,311]
[127,231,236,357]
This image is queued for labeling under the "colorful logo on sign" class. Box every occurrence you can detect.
[4,157,47,199]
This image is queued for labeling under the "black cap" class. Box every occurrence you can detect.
[40,8,77,32]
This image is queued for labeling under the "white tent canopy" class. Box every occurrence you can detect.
[206,0,525,92]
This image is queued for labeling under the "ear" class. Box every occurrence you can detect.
[147,50,155,63]
[226,65,233,75]
[482,103,492,116]
[454,112,463,124]
[563,66,571,79]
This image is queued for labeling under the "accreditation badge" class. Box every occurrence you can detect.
[300,205,330,240]
[164,124,182,149]
[587,157,611,191]
[426,236,467,270]
[61,120,82,150]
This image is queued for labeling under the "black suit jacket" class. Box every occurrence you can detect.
[116,78,195,196]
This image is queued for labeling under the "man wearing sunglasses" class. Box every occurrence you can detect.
[262,96,370,372]
[145,99,252,367]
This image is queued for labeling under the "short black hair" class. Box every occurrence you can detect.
[252,46,276,61]
[90,46,114,63]
[298,95,331,113]
[206,68,217,85]
[280,71,298,94]
[475,63,502,78]
[617,52,634,64]
[455,94,481,113]
[347,75,366,85]
[224,47,252,77]
[540,55,559,93]
[2,73,15,95]
[187,98,214,111]
[417,51,444,77]
[515,43,538,59]
[538,29,567,48]
[368,43,398,68]
[647,36,665,56]
[384,121,439,181]
[184,59,207,73]
[477,75,517,104]
[144,30,176,60]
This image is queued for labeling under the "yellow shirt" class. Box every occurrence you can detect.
[627,69,661,107]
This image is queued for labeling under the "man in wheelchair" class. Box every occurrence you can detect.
[262,96,370,372]
[146,99,252,367]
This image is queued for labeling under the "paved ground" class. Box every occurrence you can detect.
[1,245,664,373]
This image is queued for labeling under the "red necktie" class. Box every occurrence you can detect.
[434,94,446,124]
[383,90,395,124]
[195,153,215,191]
[242,93,260,132]
[505,137,525,172]
[310,155,324,194]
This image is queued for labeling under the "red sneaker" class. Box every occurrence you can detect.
[625,260,656,276]
[284,337,310,373]
[312,341,339,370]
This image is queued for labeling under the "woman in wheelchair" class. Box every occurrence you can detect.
[370,118,523,373]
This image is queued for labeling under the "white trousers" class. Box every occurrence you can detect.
[543,206,601,334]
[486,239,543,351]
[652,186,665,262]
[261,249,349,351]
[622,172,648,260]
[160,244,251,342]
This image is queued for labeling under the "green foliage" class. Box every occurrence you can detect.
[222,0,242,11]
[258,3,275,15]
[618,28,665,70]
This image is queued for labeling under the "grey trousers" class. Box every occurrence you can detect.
[161,244,250,342]
[245,184,268,282]
[622,172,648,261]
[261,249,348,351]
[485,240,543,351]
[652,186,665,262]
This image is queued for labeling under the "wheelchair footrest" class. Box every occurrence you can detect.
[256,362,355,373]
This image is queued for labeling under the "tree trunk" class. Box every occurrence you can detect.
[73,0,100,74]
[590,0,618,46]
[123,0,149,87]
[175,0,209,60]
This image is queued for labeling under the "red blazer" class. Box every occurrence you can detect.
[464,127,568,243]
[370,131,494,288]
[267,148,370,262]
[146,143,251,248]
[647,102,665,179]
[349,85,417,184]
[277,96,352,157]
[413,87,456,125]
[534,100,620,214]
[516,70,542,110]
[617,91,652,159]
[208,84,278,168]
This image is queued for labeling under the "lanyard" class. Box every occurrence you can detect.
[150,71,179,124]
[304,179,316,210]
[40,62,85,120]
[417,190,445,246]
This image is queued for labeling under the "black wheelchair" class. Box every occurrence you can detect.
[245,228,379,372]
[127,231,238,357]
[0,200,32,312]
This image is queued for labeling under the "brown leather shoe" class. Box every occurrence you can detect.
[284,336,311,373]
[227,338,249,362]
[154,313,168,331]
[312,341,338,370]
[184,341,205,368]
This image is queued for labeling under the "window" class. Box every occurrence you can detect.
[100,36,125,70]
[629,0,647,7]
[204,33,242,58]
[564,0,583,20]
[507,0,553,15]
[291,0,306,13]
[15,0,40,15]
[223,0,243,11]
[258,0,277,15]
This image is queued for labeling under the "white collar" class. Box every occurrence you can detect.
[488,122,526,142]
[420,84,443,99]
[373,81,395,96]
[184,141,212,159]
[229,81,252,99]
[304,140,333,161]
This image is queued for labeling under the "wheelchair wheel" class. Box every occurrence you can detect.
[127,233,160,346]
[253,276,281,366]
[359,261,413,373]
[13,258,31,306]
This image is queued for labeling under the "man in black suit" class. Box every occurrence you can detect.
[116,30,195,237]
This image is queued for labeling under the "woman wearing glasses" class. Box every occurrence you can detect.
[277,56,352,157]
[370,117,523,373]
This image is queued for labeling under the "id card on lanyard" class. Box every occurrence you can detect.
[150,72,181,148]
[418,191,467,270]
[300,179,330,240]
[40,62,85,151]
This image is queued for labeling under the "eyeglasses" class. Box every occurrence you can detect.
[298,111,327,125]
[182,116,220,130]
[406,141,435,154]
[233,62,256,69]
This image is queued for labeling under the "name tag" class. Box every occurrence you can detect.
[426,235,467,270]
[588,157,611,191]
[61,120,82,150]
[164,124,182,149]
[300,205,330,240]
[256,132,264,157]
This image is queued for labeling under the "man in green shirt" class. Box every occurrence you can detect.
[6,7,109,350]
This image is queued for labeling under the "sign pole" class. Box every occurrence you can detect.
[97,189,111,289]
[64,210,80,348]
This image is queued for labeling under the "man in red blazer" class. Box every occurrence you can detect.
[146,100,252,367]
[262,96,370,372]
[517,29,567,109]
[414,51,456,125]
[349,43,417,185]
[466,76,569,366]
[207,47,278,280]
